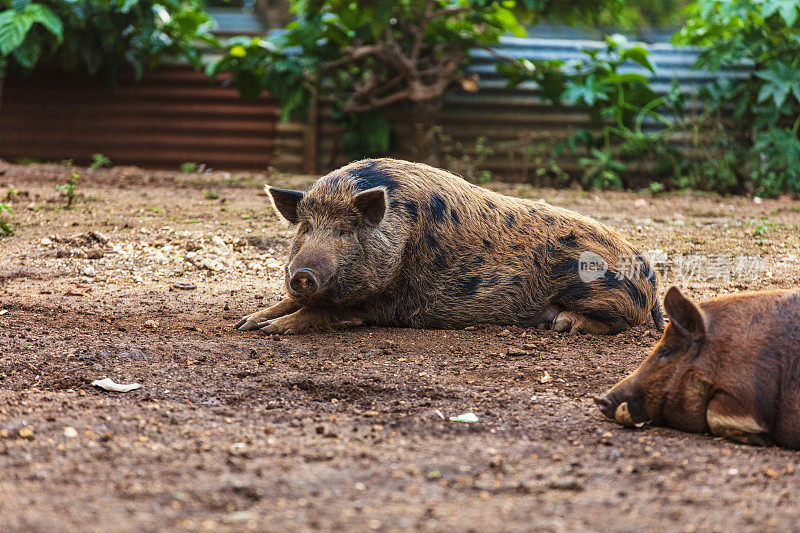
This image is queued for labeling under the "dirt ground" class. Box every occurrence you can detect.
[1,161,800,532]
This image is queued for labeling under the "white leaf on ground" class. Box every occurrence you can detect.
[449,412,479,423]
[91,378,142,392]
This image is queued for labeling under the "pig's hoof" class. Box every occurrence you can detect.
[552,312,580,334]
[259,318,299,335]
[236,314,267,331]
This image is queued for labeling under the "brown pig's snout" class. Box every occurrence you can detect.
[594,393,617,420]
[287,250,335,297]
[290,268,319,295]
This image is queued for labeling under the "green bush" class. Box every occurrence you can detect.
[501,34,680,189]
[0,0,215,80]
[498,1,800,196]
[671,0,800,196]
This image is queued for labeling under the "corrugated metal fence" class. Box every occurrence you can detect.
[0,66,281,170]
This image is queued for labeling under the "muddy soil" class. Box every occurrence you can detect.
[1,161,799,532]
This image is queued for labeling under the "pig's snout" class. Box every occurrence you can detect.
[594,393,646,428]
[593,394,616,420]
[290,268,320,295]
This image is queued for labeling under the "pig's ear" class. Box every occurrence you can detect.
[664,286,707,341]
[353,187,386,227]
[267,186,303,224]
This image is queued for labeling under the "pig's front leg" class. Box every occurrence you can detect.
[260,307,363,335]
[235,297,301,331]
[706,392,772,447]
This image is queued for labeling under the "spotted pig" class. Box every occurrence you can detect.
[236,158,663,334]
[595,287,800,449]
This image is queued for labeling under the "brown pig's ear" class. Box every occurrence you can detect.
[664,286,707,341]
[267,187,303,224]
[353,187,386,227]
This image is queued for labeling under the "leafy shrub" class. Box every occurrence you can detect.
[501,34,679,189]
[673,0,800,196]
[0,0,215,80]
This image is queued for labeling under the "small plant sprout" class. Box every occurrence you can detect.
[58,172,80,209]
[203,188,219,200]
[0,202,13,236]
[749,216,776,245]
[90,153,112,170]
[181,162,198,173]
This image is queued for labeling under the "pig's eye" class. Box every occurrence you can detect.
[657,348,676,361]
[333,228,352,240]
[298,224,311,236]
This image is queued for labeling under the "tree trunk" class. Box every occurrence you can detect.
[404,97,444,165]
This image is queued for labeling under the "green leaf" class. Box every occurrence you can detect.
[229,44,247,58]
[492,7,526,37]
[562,75,608,107]
[0,8,33,56]
[759,0,799,26]
[620,46,655,74]
[25,3,62,42]
[601,72,649,84]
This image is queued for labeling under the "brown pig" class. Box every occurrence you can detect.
[236,158,664,335]
[595,286,800,449]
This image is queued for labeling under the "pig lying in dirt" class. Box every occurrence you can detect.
[595,286,800,449]
[236,158,663,334]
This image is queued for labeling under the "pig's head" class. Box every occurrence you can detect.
[594,287,714,432]
[268,183,398,305]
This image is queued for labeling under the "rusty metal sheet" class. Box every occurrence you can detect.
[0,66,279,170]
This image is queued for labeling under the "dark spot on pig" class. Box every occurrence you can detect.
[512,244,524,252]
[482,239,492,250]
[430,194,446,223]
[601,270,647,308]
[505,213,516,228]
[458,276,482,296]
[450,208,460,224]
[558,232,579,248]
[434,252,449,269]
[551,258,579,279]
[424,231,440,251]
[350,161,398,193]
[486,200,496,210]
[392,199,418,221]
[636,254,657,288]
